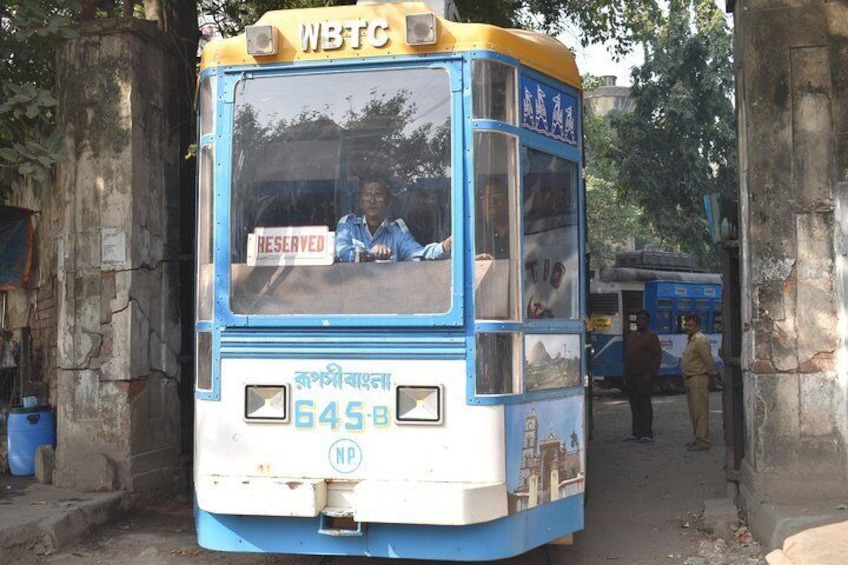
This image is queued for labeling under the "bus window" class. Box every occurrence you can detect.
[713,313,723,332]
[472,60,517,124]
[522,148,579,319]
[474,131,519,321]
[655,310,671,332]
[228,68,453,316]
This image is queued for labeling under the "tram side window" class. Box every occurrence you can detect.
[655,298,673,333]
[674,299,692,333]
[228,68,453,316]
[472,60,516,124]
[523,148,579,320]
[476,333,520,395]
[474,131,519,321]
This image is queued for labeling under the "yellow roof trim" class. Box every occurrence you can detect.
[200,1,580,88]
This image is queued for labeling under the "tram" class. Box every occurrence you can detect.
[589,252,723,392]
[194,1,587,560]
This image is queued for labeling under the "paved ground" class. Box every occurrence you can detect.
[2,390,775,564]
[557,390,764,565]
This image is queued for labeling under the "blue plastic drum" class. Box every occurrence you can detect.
[7,406,55,476]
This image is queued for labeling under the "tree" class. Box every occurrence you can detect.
[1,0,668,201]
[0,0,199,199]
[0,1,77,198]
[584,109,657,270]
[604,0,736,270]
[198,0,663,49]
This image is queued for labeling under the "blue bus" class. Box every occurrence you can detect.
[589,262,722,393]
[193,1,588,560]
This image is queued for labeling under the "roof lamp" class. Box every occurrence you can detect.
[246,25,278,56]
[405,13,437,46]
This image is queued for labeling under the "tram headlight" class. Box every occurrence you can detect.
[405,13,437,46]
[395,386,442,424]
[244,385,288,421]
[246,25,278,56]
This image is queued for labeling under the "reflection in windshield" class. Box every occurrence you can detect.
[229,68,453,316]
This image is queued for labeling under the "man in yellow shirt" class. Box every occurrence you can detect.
[680,314,718,451]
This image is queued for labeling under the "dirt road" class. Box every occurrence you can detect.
[27,391,765,565]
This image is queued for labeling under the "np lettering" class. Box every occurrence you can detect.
[299,19,389,52]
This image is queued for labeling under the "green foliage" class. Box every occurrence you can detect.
[602,0,736,270]
[584,106,665,270]
[0,1,78,198]
[198,0,662,52]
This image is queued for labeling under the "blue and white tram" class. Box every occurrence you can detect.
[193,1,588,560]
[589,264,723,392]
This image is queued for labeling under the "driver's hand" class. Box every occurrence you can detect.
[370,244,392,260]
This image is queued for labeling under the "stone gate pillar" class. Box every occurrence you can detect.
[731,0,848,546]
[52,19,182,493]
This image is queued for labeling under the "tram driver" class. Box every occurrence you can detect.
[335,176,452,262]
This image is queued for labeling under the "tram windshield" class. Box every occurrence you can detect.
[228,68,453,316]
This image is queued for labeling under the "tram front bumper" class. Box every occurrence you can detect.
[196,476,508,525]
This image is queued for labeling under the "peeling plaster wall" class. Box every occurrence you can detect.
[735,0,848,503]
[52,19,182,493]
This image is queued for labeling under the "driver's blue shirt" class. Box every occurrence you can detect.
[335,214,447,262]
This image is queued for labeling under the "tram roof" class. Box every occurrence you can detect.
[200,1,581,88]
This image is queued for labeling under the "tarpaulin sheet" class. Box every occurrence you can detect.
[0,206,34,291]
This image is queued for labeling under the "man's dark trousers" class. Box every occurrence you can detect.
[627,375,654,439]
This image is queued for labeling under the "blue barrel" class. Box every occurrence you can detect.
[7,406,55,476]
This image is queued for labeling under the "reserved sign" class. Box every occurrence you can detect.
[247,226,335,266]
